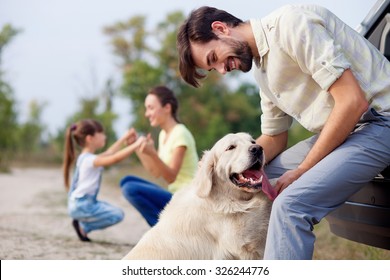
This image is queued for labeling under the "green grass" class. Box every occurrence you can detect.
[313,220,390,259]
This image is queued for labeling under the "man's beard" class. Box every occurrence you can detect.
[222,38,253,72]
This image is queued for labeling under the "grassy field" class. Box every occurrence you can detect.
[313,220,390,259]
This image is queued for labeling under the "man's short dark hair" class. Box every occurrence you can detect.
[176,6,243,87]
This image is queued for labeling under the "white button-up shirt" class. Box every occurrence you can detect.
[251,4,390,135]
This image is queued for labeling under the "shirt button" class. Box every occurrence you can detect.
[275,93,280,98]
[321,61,327,65]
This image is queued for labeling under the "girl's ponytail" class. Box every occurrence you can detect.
[63,124,76,190]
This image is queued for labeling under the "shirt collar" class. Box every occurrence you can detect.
[250,19,269,68]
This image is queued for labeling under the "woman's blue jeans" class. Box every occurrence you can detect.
[263,109,390,259]
[120,175,172,227]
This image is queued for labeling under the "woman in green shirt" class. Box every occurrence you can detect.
[120,86,198,226]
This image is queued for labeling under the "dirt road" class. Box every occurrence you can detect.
[0,167,150,259]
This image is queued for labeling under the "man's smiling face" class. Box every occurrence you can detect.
[190,37,253,75]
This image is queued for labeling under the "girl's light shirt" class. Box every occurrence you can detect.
[158,124,199,193]
[70,153,103,199]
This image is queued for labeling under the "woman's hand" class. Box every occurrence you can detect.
[139,134,156,156]
[133,135,146,148]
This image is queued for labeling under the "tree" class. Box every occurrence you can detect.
[16,100,47,158]
[0,24,20,64]
[0,24,20,171]
[0,76,18,170]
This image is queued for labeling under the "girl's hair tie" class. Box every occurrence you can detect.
[70,124,77,131]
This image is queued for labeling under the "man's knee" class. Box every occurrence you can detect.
[271,192,305,220]
[271,191,319,231]
[271,194,290,217]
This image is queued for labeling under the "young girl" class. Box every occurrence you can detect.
[63,119,144,241]
[120,86,199,227]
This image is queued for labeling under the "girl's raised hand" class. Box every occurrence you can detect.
[124,128,138,145]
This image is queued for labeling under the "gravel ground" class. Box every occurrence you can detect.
[0,167,150,260]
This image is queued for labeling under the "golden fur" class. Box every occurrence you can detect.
[123,133,273,260]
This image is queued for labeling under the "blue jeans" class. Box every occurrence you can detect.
[263,108,390,259]
[120,175,172,227]
[68,195,124,234]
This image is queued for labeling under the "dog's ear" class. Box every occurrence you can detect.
[194,150,215,198]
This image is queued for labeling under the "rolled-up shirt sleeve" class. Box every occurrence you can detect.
[260,89,293,135]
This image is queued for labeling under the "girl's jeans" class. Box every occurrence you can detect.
[263,108,390,259]
[68,195,124,234]
[120,175,172,227]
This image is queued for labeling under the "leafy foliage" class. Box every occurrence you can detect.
[0,24,20,170]
[15,100,47,157]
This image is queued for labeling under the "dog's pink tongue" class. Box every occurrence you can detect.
[261,171,278,201]
[242,169,261,179]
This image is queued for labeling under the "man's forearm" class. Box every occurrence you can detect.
[256,131,288,163]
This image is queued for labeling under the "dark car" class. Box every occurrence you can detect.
[326,0,390,250]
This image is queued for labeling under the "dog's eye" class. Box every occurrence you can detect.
[226,145,236,151]
[251,140,256,144]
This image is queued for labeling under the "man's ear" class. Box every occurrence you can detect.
[194,150,215,198]
[211,21,230,35]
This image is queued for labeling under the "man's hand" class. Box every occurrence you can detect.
[275,167,306,194]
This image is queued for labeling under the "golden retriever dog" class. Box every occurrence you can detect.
[123,132,276,260]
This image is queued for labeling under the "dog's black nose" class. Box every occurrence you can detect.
[249,145,262,156]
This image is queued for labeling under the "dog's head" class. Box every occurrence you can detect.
[195,133,270,199]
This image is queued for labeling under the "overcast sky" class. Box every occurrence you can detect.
[0,0,378,136]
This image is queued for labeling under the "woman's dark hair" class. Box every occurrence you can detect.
[62,119,104,189]
[148,86,180,123]
[176,6,244,87]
